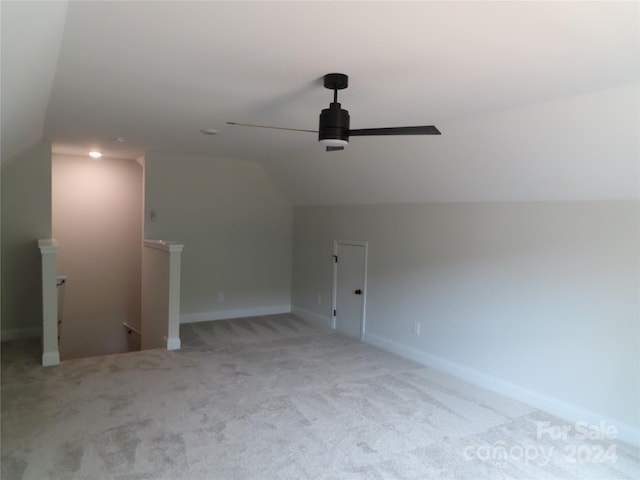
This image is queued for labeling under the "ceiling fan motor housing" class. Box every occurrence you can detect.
[319,102,350,144]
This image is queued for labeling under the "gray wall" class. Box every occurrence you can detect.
[52,153,143,360]
[145,152,292,321]
[292,201,639,435]
[1,141,52,339]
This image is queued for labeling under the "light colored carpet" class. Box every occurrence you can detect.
[1,314,638,479]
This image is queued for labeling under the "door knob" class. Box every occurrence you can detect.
[354,289,362,295]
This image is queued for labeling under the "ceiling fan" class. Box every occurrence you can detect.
[227,73,441,152]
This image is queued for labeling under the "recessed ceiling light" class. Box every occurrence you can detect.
[89,151,102,158]
[200,128,219,135]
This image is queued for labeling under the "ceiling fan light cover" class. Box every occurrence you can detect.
[319,138,348,148]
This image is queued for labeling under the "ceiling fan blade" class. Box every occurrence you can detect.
[326,146,344,152]
[349,125,441,136]
[226,122,317,133]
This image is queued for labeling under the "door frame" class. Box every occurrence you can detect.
[331,239,368,340]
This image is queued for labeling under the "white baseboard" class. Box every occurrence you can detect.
[363,331,639,448]
[291,306,333,329]
[180,305,291,324]
[1,327,41,342]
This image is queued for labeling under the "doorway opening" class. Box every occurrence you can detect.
[52,152,144,360]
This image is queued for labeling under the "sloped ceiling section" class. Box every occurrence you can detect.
[1,1,68,164]
[3,1,639,202]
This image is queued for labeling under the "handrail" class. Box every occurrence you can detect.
[123,322,141,335]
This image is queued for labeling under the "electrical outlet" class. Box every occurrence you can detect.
[218,291,224,302]
[317,294,322,304]
[412,321,420,335]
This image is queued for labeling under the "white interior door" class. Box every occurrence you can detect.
[333,241,367,340]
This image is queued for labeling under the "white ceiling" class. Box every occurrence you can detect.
[1,1,68,161]
[2,1,638,204]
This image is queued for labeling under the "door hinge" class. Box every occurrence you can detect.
[332,255,338,263]
[333,309,336,317]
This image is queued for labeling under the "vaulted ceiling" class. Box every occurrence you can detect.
[2,1,638,204]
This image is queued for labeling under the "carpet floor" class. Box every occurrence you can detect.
[1,314,638,479]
